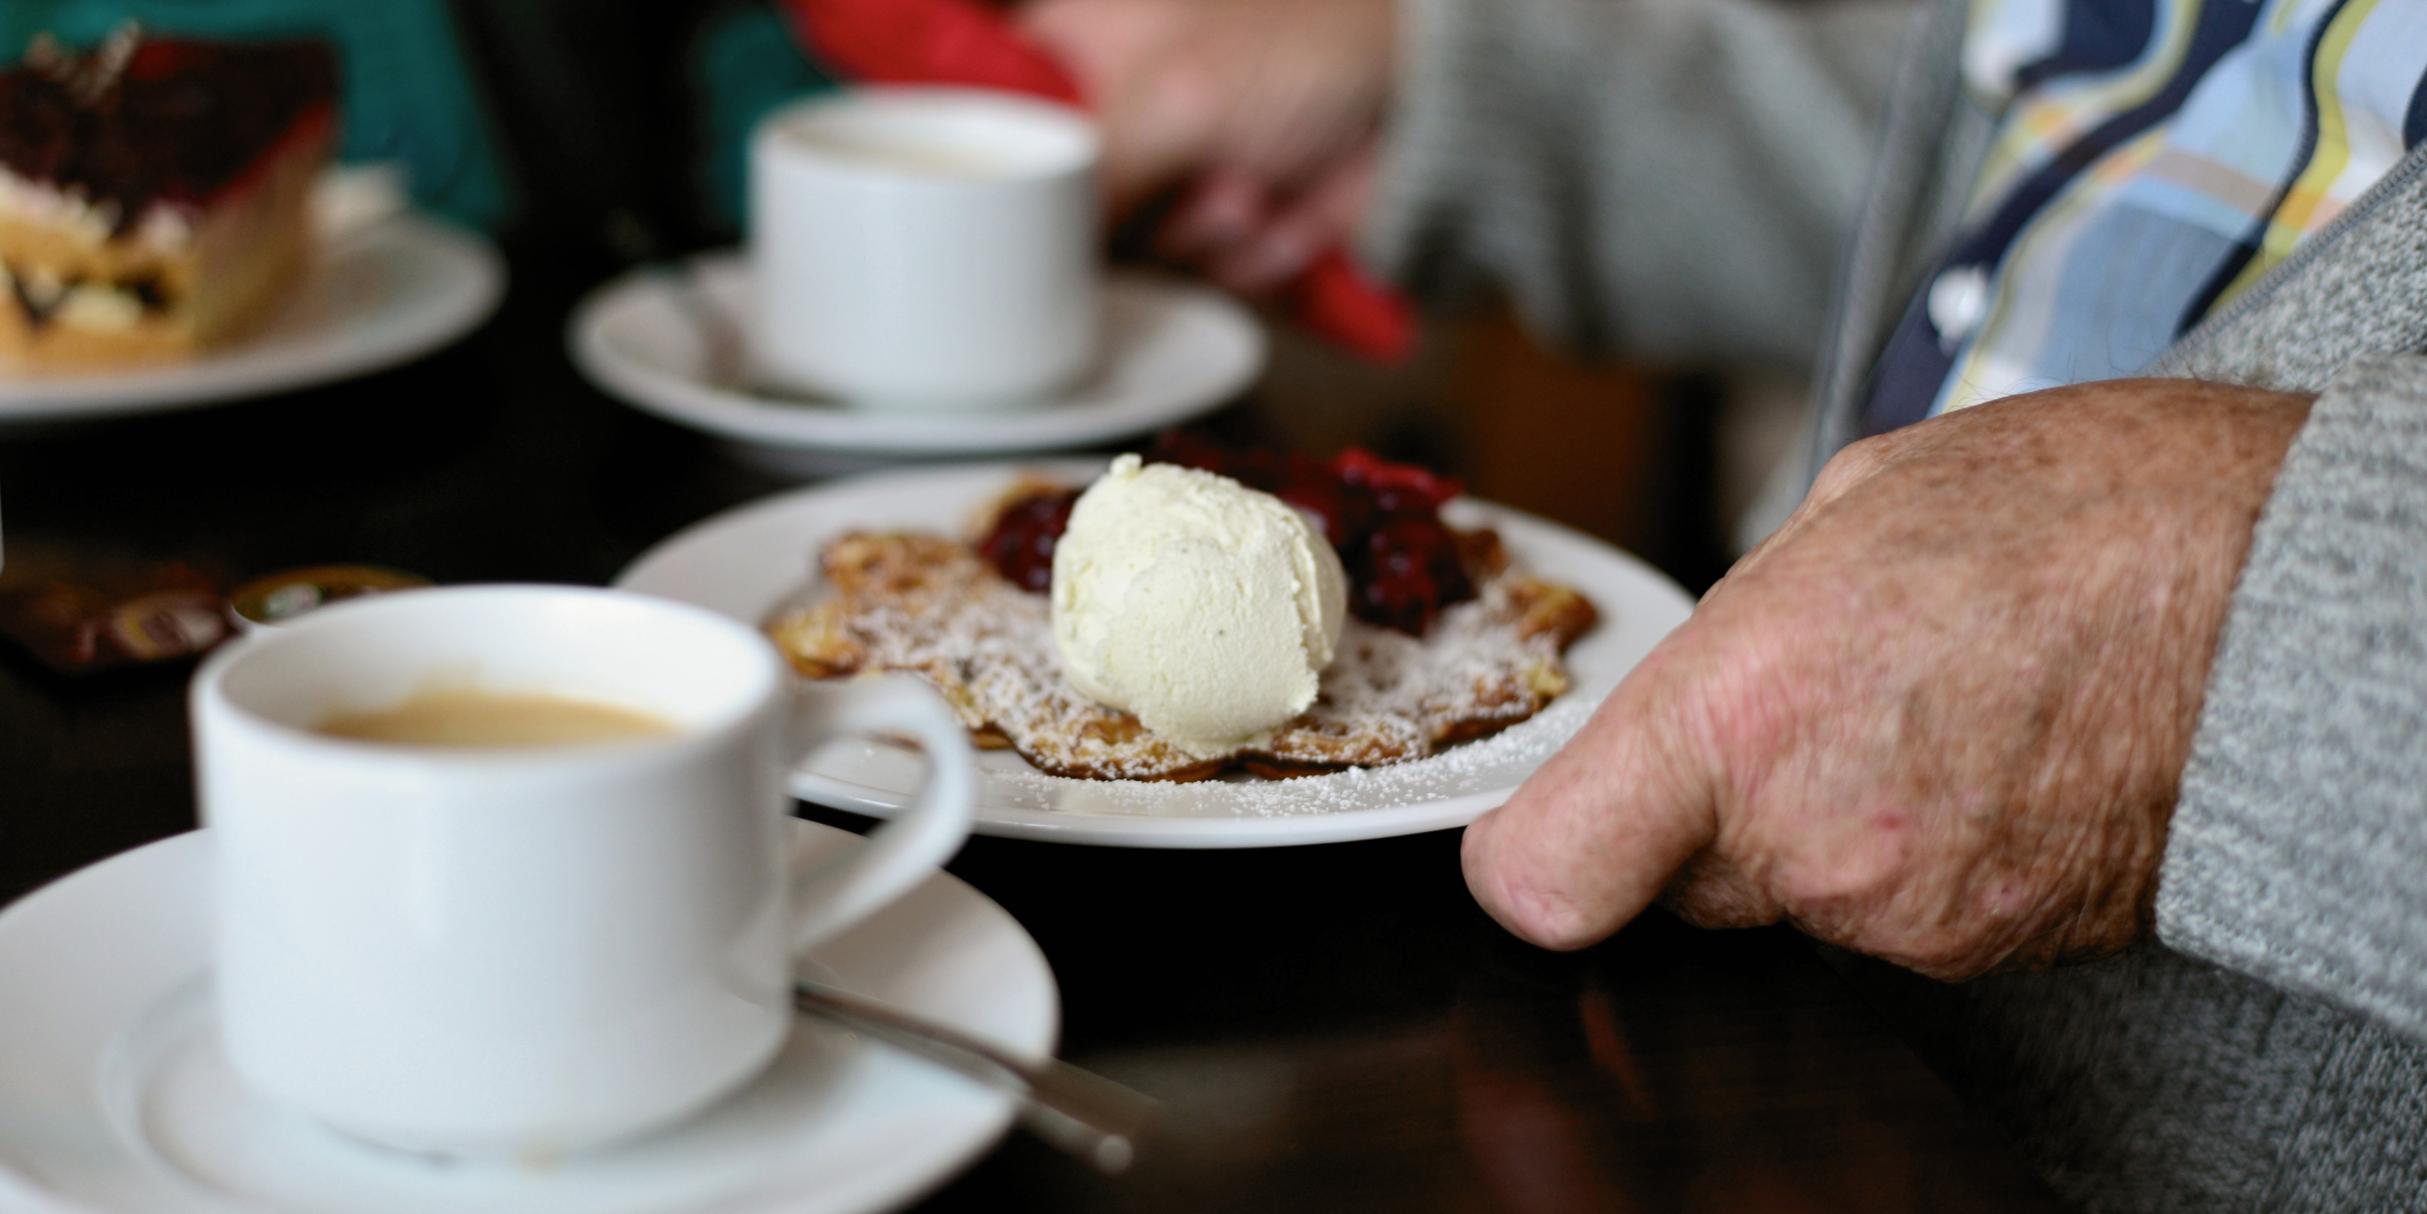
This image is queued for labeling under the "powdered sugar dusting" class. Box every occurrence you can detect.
[980,694,1597,818]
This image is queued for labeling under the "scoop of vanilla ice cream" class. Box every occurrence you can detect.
[1051,455,1348,757]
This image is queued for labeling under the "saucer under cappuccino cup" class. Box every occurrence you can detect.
[748,87,1102,408]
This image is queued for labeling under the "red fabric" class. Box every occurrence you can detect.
[780,0,1417,363]
[784,0,1082,103]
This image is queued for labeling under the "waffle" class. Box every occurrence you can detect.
[768,490,1597,782]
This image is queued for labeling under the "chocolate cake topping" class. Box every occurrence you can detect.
[0,33,337,233]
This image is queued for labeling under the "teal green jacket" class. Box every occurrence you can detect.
[3,2,843,237]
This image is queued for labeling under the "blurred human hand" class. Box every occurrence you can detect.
[1462,380,2314,978]
[1018,0,1396,294]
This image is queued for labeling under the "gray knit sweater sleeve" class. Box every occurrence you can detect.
[1359,0,1915,368]
[2160,352,2427,1043]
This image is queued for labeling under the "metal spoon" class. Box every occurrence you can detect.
[793,978,1157,1173]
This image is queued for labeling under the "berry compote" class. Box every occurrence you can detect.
[975,436,1478,634]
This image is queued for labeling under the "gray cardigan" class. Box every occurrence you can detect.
[1362,0,2427,1208]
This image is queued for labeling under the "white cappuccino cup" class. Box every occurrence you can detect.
[748,87,1101,408]
[190,585,976,1157]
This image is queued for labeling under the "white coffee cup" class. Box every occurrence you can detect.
[190,585,976,1157]
[748,86,1101,408]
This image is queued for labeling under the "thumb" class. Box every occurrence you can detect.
[1462,643,1719,950]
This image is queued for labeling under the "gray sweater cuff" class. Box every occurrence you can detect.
[2159,352,2427,1042]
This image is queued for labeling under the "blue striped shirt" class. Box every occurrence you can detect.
[1864,0,2427,435]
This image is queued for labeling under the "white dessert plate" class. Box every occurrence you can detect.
[0,214,504,425]
[615,460,1697,849]
[0,822,1058,1214]
[567,254,1265,460]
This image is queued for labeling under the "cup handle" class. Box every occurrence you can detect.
[784,675,977,952]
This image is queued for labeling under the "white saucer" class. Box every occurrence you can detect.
[567,254,1265,460]
[0,215,505,426]
[0,823,1058,1214]
[615,460,1697,849]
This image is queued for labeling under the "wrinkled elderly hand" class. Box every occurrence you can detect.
[1463,380,2314,978]
[1018,0,1395,293]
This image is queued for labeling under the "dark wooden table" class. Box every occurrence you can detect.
[0,252,2061,1212]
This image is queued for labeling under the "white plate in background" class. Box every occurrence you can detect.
[0,214,503,425]
[569,256,1264,460]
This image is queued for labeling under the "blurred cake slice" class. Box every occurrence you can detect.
[0,30,337,370]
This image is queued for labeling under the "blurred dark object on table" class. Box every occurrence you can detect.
[0,552,227,677]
